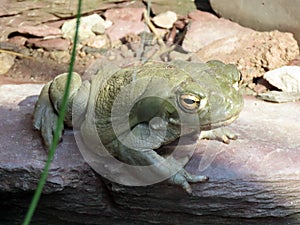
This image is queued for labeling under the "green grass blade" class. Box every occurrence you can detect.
[22,0,82,224]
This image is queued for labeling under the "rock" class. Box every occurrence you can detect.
[61,14,105,43]
[288,55,300,66]
[152,11,177,29]
[91,22,106,35]
[84,35,109,49]
[91,15,112,35]
[61,10,146,45]
[264,66,300,92]
[182,10,253,52]
[187,9,215,21]
[26,38,70,51]
[106,20,149,43]
[0,53,15,75]
[49,51,71,64]
[197,30,300,83]
[8,36,27,46]
[1,84,300,224]
[169,50,195,61]
[17,24,62,37]
[104,7,145,23]
[210,0,300,44]
[150,0,197,15]
[257,91,300,103]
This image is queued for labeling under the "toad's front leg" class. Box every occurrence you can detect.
[115,123,208,194]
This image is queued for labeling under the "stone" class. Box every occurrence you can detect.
[84,35,109,49]
[152,11,177,29]
[182,10,253,52]
[91,22,106,35]
[188,9,216,21]
[264,66,300,92]
[104,7,145,23]
[0,53,15,75]
[8,36,27,46]
[150,0,197,15]
[197,30,300,83]
[0,0,111,41]
[288,55,300,66]
[106,20,149,43]
[210,0,300,44]
[1,84,300,224]
[169,50,194,61]
[26,38,70,51]
[257,91,300,103]
[61,14,105,43]
[17,24,62,37]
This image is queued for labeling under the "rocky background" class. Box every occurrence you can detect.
[0,0,300,224]
[1,0,300,98]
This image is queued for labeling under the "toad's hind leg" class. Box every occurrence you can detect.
[33,72,84,148]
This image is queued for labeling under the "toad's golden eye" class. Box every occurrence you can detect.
[178,94,207,112]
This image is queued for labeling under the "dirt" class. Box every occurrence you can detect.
[1,50,93,84]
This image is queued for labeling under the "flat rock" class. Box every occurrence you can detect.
[152,10,177,29]
[106,20,148,43]
[0,0,122,41]
[197,30,300,84]
[0,83,300,224]
[104,7,145,23]
[264,66,300,92]
[17,24,62,38]
[182,10,253,52]
[257,90,300,103]
[210,0,300,44]
[26,38,70,51]
[150,0,197,15]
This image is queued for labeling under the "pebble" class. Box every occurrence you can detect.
[84,35,108,49]
[169,51,193,61]
[0,53,15,75]
[263,66,300,92]
[91,22,106,35]
[61,14,105,43]
[49,51,70,63]
[152,11,177,29]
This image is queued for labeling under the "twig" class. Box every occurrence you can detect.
[143,9,165,48]
[0,49,34,60]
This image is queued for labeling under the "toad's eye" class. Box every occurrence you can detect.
[178,94,207,112]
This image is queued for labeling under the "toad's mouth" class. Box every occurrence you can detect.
[169,113,240,131]
[200,114,240,130]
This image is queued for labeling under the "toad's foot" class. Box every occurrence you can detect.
[200,127,238,144]
[168,169,209,194]
[33,82,61,149]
